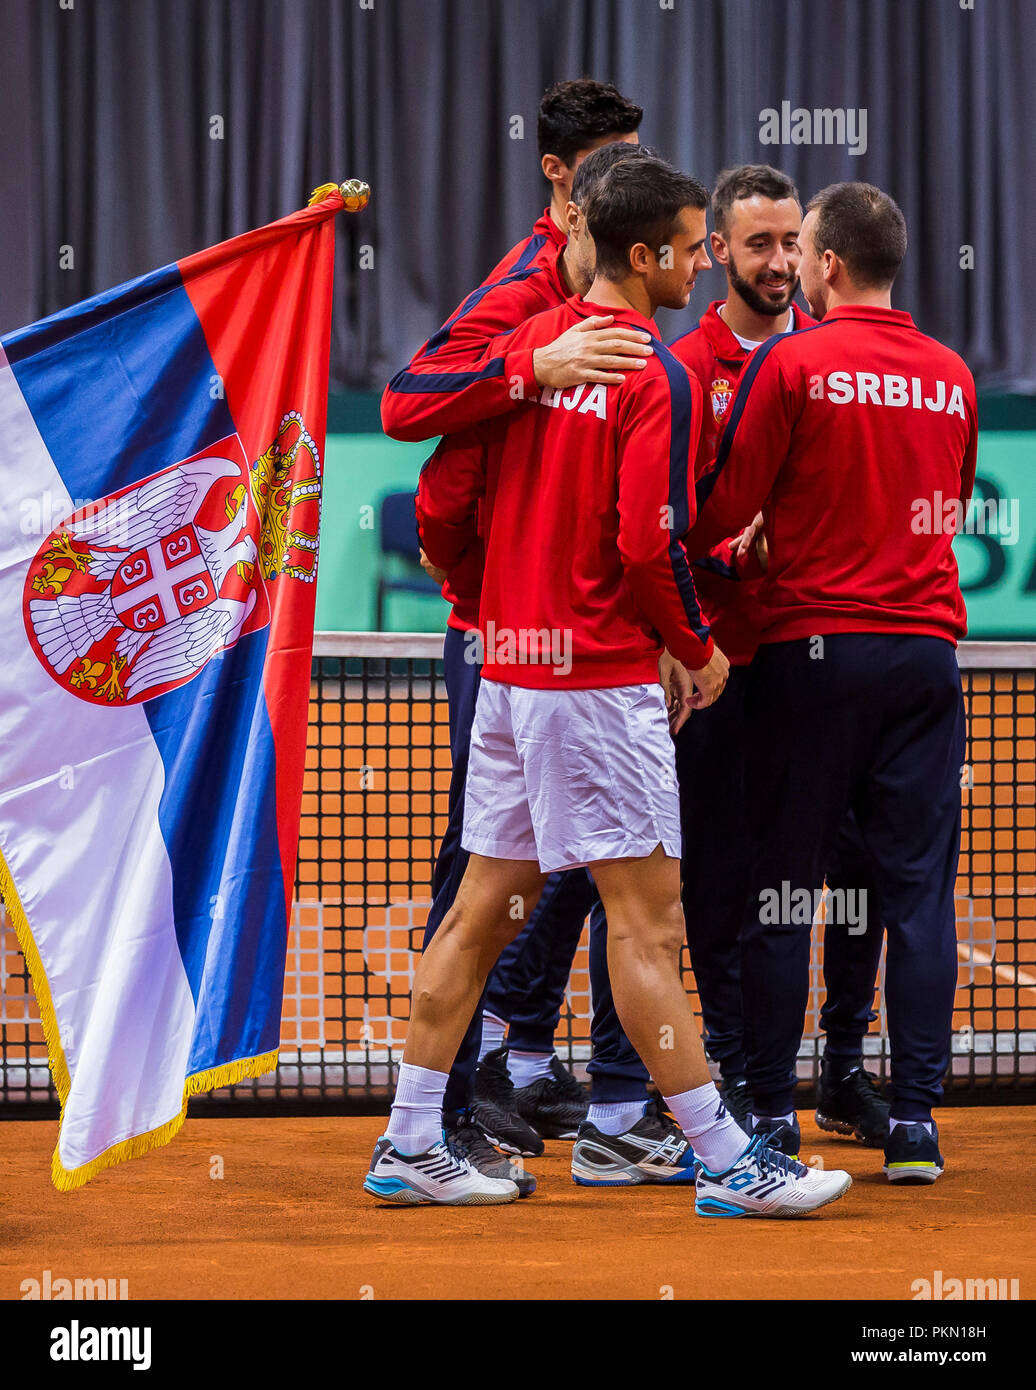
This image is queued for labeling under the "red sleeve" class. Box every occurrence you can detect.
[415,428,487,571]
[684,338,796,557]
[615,362,714,670]
[380,272,552,441]
[691,532,764,582]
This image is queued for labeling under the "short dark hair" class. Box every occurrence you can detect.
[537,78,643,166]
[806,181,907,288]
[570,141,658,207]
[583,158,709,280]
[712,164,800,236]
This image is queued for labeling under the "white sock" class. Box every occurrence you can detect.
[587,1100,647,1136]
[478,1012,507,1061]
[890,1116,934,1136]
[751,1111,796,1129]
[665,1082,749,1173]
[507,1049,554,1088]
[384,1062,448,1154]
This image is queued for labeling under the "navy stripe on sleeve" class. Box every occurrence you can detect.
[653,341,712,644]
[424,263,545,357]
[509,234,548,274]
[386,356,507,395]
[692,552,738,580]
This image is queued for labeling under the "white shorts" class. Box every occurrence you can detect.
[461,679,682,874]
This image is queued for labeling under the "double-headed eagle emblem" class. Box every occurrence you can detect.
[24,415,321,706]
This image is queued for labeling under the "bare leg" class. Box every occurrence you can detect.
[591,844,713,1097]
[403,853,548,1075]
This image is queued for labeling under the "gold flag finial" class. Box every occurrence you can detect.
[307,180,371,212]
[338,179,371,213]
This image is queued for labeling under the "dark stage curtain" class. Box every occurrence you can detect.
[1,0,1033,392]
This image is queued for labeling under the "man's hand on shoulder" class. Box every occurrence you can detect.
[532,316,653,389]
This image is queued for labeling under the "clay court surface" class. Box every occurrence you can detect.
[2,1108,1033,1301]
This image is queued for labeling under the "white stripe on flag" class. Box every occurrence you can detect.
[0,349,196,1178]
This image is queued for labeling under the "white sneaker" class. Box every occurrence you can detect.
[363,1135,520,1205]
[695,1135,851,1218]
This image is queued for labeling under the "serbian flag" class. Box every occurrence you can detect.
[0,183,362,1188]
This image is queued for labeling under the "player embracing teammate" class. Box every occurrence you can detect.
[364,154,854,1215]
[578,166,891,1172]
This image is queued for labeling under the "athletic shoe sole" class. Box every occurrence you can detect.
[883,1161,942,1185]
[695,1172,852,1219]
[571,1154,697,1187]
[572,1170,695,1187]
[815,1108,887,1149]
[362,1176,519,1205]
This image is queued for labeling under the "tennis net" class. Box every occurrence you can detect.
[2,634,1033,1111]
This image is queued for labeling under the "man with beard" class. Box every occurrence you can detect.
[671,167,889,1156]
[682,181,976,1185]
[365,156,853,1215]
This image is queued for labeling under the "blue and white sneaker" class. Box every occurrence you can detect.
[883,1121,944,1185]
[363,1135,520,1205]
[695,1135,852,1218]
[571,1099,697,1186]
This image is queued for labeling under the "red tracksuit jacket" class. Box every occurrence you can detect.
[408,244,573,630]
[683,304,978,645]
[382,210,568,443]
[484,206,569,281]
[420,296,714,688]
[671,300,815,665]
[415,426,487,632]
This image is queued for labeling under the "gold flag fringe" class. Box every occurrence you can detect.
[307,182,340,206]
[50,1049,280,1192]
[0,843,278,1191]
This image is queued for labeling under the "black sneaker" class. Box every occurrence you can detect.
[883,1120,944,1185]
[571,1099,697,1186]
[472,1047,545,1157]
[513,1054,589,1140]
[815,1057,890,1148]
[444,1109,537,1197]
[752,1113,802,1159]
[718,1076,754,1131]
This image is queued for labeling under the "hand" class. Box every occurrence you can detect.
[419,548,447,585]
[730,511,763,560]
[687,645,729,709]
[658,650,694,736]
[532,315,653,389]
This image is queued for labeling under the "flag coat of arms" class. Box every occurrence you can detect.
[0,186,355,1187]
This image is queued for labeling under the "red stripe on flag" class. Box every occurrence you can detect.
[179,197,340,924]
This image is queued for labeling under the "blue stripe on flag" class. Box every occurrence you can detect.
[147,625,287,1073]
[6,265,286,1074]
[3,264,236,504]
